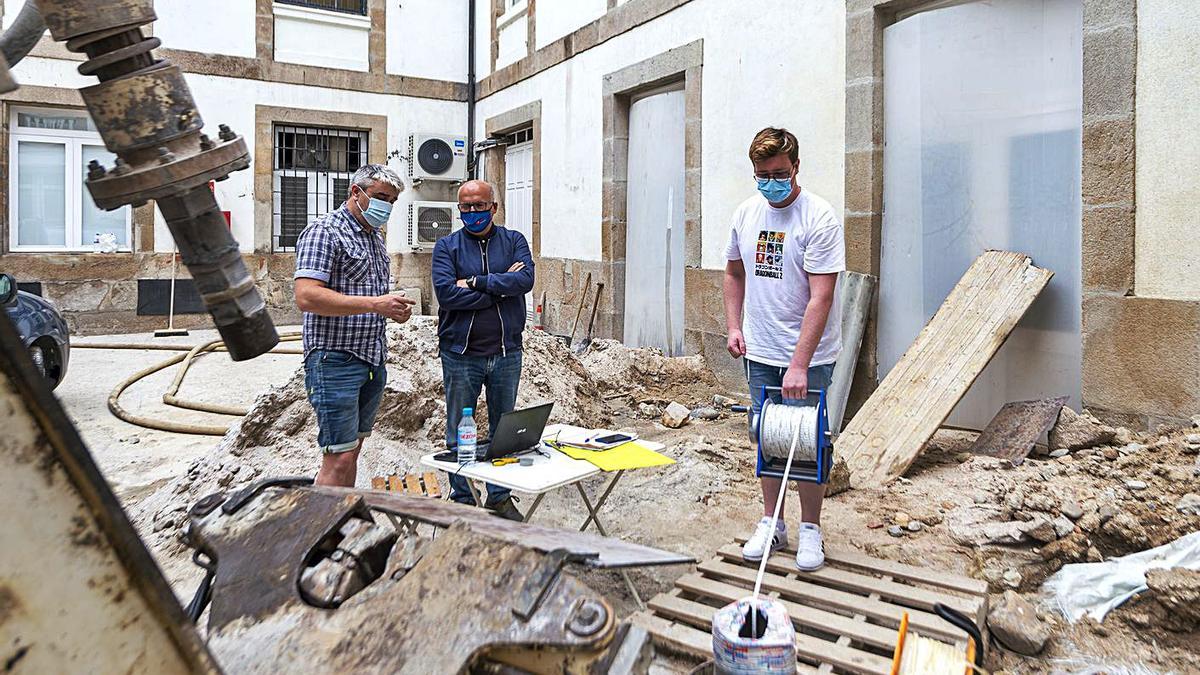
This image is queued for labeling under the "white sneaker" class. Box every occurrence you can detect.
[742,517,787,562]
[795,523,825,571]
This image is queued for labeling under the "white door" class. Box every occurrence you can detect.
[880,0,1083,429]
[505,140,534,315]
[623,87,685,355]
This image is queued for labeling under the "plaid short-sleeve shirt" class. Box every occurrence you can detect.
[294,205,390,366]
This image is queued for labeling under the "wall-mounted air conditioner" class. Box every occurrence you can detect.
[408,200,460,250]
[408,133,468,183]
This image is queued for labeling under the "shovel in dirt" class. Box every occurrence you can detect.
[573,282,605,354]
[563,272,591,348]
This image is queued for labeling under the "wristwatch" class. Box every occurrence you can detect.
[467,276,477,290]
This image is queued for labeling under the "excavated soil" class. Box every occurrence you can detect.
[118,325,1200,673]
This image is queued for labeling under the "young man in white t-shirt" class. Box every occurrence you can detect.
[723,127,844,571]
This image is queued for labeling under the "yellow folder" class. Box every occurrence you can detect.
[555,440,674,472]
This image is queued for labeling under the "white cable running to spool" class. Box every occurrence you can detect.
[749,404,805,635]
[759,402,820,461]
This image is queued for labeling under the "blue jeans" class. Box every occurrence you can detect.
[441,350,523,505]
[746,359,836,439]
[304,350,387,454]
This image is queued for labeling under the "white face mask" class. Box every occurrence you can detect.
[355,188,393,227]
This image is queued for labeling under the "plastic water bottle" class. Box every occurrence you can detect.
[456,407,477,464]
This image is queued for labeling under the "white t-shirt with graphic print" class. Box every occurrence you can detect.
[724,189,845,369]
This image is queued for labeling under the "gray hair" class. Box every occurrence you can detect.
[352,163,404,192]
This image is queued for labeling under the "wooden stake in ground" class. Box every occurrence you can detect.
[838,250,1053,487]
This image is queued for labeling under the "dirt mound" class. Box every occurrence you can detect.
[581,339,720,401]
[133,318,607,572]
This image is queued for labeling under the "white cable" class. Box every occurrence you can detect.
[750,407,802,635]
[760,402,820,461]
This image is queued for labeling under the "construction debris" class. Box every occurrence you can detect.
[661,402,691,429]
[988,590,1051,656]
[1140,568,1200,632]
[839,251,1054,487]
[1049,406,1118,451]
[1044,531,1200,624]
[969,397,1070,465]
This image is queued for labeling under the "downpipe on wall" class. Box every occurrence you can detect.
[30,0,279,360]
[468,0,477,178]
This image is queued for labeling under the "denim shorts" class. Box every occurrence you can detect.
[745,359,836,439]
[304,349,387,454]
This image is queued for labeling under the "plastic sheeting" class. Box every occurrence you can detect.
[623,87,685,354]
[1043,530,1200,623]
[880,0,1083,430]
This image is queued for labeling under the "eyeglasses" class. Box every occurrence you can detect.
[458,201,493,212]
[754,171,793,181]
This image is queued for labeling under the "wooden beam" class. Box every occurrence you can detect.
[838,251,1053,486]
[828,271,877,433]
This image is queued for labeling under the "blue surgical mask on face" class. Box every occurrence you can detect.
[460,210,493,234]
[356,190,392,228]
[757,177,794,204]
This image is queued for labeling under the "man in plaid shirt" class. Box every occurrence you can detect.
[294,164,415,487]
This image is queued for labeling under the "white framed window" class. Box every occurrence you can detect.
[272,124,369,251]
[8,106,132,252]
[498,0,528,29]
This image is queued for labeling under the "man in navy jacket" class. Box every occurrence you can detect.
[432,179,535,520]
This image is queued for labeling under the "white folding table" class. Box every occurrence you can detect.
[419,423,666,607]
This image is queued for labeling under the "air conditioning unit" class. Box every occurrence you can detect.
[408,200,461,250]
[408,133,468,182]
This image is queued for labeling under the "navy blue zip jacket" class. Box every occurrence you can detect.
[432,225,535,355]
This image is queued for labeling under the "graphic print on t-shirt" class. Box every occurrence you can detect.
[754,230,785,279]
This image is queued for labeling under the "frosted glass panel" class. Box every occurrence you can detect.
[623,88,685,354]
[17,141,66,247]
[881,0,1083,429]
[82,145,129,248]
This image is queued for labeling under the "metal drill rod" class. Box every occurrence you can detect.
[34,0,279,359]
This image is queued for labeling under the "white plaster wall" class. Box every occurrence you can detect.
[1,1,256,57]
[1135,0,1200,299]
[475,0,494,76]
[274,4,370,72]
[154,0,257,58]
[8,57,465,255]
[476,0,846,267]
[388,0,468,81]
[536,0,607,50]
[496,14,529,69]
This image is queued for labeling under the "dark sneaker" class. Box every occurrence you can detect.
[485,496,524,522]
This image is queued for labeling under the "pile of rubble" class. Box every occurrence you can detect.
[132,321,722,576]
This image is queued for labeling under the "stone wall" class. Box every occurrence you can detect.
[0,251,434,336]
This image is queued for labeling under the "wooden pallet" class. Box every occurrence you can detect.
[632,541,988,674]
[370,471,442,498]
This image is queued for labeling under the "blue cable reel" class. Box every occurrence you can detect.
[749,386,833,484]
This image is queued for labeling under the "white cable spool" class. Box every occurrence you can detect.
[759,400,820,462]
[897,634,975,674]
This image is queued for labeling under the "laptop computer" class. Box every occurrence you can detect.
[477,402,554,460]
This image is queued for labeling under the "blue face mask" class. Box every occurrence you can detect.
[757,177,794,204]
[356,191,393,228]
[460,210,493,234]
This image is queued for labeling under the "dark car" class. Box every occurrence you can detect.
[1,273,70,389]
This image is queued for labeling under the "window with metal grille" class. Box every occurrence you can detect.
[272,124,368,251]
[504,127,534,146]
[275,0,367,16]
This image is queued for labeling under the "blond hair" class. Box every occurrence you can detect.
[748,127,799,165]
